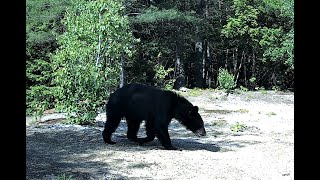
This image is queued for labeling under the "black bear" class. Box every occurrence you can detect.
[102,83,206,150]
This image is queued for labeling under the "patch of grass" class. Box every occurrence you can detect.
[259,88,268,94]
[128,162,155,169]
[209,94,228,101]
[209,94,219,100]
[266,112,277,116]
[212,119,227,127]
[230,122,247,132]
[238,109,249,113]
[203,109,235,114]
[245,94,254,100]
[185,88,203,97]
[57,173,74,180]
[239,86,249,92]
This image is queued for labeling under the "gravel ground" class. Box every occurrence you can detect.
[26,89,294,180]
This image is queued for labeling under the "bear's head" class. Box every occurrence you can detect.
[174,105,206,137]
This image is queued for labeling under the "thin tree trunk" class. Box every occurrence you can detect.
[205,42,211,86]
[225,49,229,69]
[252,52,256,78]
[251,52,256,89]
[173,41,186,89]
[235,50,244,85]
[119,58,124,88]
[243,53,247,87]
[219,0,222,23]
[96,13,102,66]
[202,40,207,80]
[195,40,204,88]
[204,0,209,17]
[233,48,236,74]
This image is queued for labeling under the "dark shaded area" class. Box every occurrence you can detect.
[108,120,260,152]
[26,128,121,180]
[173,76,186,90]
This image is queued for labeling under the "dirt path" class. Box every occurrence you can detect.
[26,90,294,180]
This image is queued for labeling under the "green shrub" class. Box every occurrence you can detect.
[185,88,203,97]
[217,68,236,91]
[230,122,247,132]
[26,85,56,117]
[153,63,174,90]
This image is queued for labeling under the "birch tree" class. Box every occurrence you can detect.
[51,0,136,124]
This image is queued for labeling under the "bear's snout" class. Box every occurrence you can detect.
[194,128,206,137]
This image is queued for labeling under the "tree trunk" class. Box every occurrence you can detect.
[243,53,247,87]
[173,41,186,90]
[251,52,256,89]
[203,40,210,87]
[194,0,207,88]
[119,58,124,88]
[194,40,204,88]
[235,50,244,85]
[96,13,102,66]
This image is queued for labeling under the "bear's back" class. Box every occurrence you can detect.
[121,83,170,103]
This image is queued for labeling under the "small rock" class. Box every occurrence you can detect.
[179,87,189,92]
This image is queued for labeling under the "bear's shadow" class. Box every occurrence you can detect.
[110,120,220,152]
[112,134,220,152]
[171,138,220,152]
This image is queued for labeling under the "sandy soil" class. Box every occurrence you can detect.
[26,89,294,180]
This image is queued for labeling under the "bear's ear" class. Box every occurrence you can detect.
[193,106,199,112]
[189,106,199,115]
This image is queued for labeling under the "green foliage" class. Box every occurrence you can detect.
[261,28,294,69]
[218,68,236,91]
[153,63,174,89]
[260,0,294,68]
[266,111,277,116]
[221,0,259,39]
[127,2,201,89]
[51,0,136,124]
[239,86,249,92]
[230,122,247,132]
[132,8,200,24]
[221,0,294,89]
[57,173,74,180]
[185,88,203,97]
[238,109,249,113]
[26,0,294,122]
[26,85,57,117]
[26,0,72,115]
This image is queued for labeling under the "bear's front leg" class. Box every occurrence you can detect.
[102,130,116,144]
[138,120,156,145]
[155,126,178,150]
[102,113,122,145]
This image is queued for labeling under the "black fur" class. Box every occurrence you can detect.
[102,83,206,150]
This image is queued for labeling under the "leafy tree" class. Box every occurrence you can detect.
[127,4,201,89]
[26,0,72,116]
[221,0,294,89]
[51,0,136,124]
[259,0,294,70]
